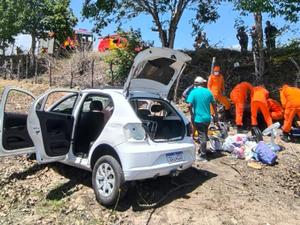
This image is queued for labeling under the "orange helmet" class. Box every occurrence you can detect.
[213,66,220,72]
[282,84,290,89]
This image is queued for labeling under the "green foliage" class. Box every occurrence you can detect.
[272,38,300,64]
[0,0,23,52]
[105,28,152,83]
[228,0,300,22]
[19,0,78,50]
[269,39,300,87]
[82,0,222,48]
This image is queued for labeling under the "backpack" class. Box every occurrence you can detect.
[252,141,277,165]
[209,135,223,151]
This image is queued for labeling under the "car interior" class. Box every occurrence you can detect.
[130,99,185,141]
[2,90,35,151]
[74,95,113,157]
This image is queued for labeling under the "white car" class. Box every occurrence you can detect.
[0,47,196,206]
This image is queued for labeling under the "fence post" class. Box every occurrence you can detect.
[25,56,28,79]
[91,59,94,87]
[34,59,38,83]
[4,60,7,80]
[49,60,52,86]
[110,60,114,86]
[10,58,13,80]
[69,61,73,88]
[210,57,216,74]
[18,59,21,81]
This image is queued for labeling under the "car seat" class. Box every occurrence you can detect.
[76,100,105,153]
[151,104,164,116]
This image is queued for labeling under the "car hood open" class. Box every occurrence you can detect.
[123,47,191,98]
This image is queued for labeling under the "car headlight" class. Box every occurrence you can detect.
[123,123,146,140]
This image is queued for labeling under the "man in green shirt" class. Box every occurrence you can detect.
[187,76,219,161]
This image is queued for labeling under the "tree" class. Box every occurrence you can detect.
[104,28,152,83]
[272,39,300,87]
[228,0,300,82]
[0,0,22,65]
[19,0,77,69]
[82,0,221,49]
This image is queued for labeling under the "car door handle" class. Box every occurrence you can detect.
[49,130,60,135]
[9,126,24,131]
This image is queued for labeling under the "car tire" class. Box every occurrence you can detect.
[92,155,128,206]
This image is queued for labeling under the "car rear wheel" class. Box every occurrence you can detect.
[92,155,128,206]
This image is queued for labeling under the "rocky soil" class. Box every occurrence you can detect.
[0,79,300,225]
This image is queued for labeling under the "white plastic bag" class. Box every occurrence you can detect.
[222,134,248,152]
[244,141,257,161]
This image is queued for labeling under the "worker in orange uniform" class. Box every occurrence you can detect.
[267,98,284,121]
[207,66,231,118]
[230,82,253,133]
[251,86,273,128]
[280,84,300,142]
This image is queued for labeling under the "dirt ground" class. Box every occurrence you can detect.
[0,79,300,225]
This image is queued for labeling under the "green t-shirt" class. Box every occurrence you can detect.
[186,87,215,123]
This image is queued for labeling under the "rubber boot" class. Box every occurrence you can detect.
[280,131,289,143]
[237,125,248,134]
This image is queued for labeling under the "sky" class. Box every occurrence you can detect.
[14,1,299,53]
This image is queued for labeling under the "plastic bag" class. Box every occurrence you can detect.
[244,141,257,161]
[222,134,248,152]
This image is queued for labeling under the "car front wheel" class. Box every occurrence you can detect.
[92,155,128,206]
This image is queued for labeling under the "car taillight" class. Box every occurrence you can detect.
[123,123,146,140]
[186,123,192,136]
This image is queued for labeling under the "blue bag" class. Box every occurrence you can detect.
[252,141,277,165]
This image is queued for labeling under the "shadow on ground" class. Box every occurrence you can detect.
[12,159,217,210]
[117,167,218,212]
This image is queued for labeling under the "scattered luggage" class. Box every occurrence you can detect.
[252,141,277,165]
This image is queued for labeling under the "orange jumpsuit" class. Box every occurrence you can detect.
[267,98,284,120]
[207,73,230,115]
[251,86,273,127]
[230,82,253,126]
[280,85,300,133]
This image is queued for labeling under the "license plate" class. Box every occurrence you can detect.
[166,152,184,164]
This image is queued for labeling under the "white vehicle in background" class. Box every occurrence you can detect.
[0,47,196,206]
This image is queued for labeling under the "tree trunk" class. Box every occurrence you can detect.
[30,33,37,74]
[253,12,265,83]
[1,43,5,66]
[168,24,177,49]
[173,64,187,102]
[149,0,184,49]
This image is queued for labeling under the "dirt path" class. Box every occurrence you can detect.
[0,79,300,225]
